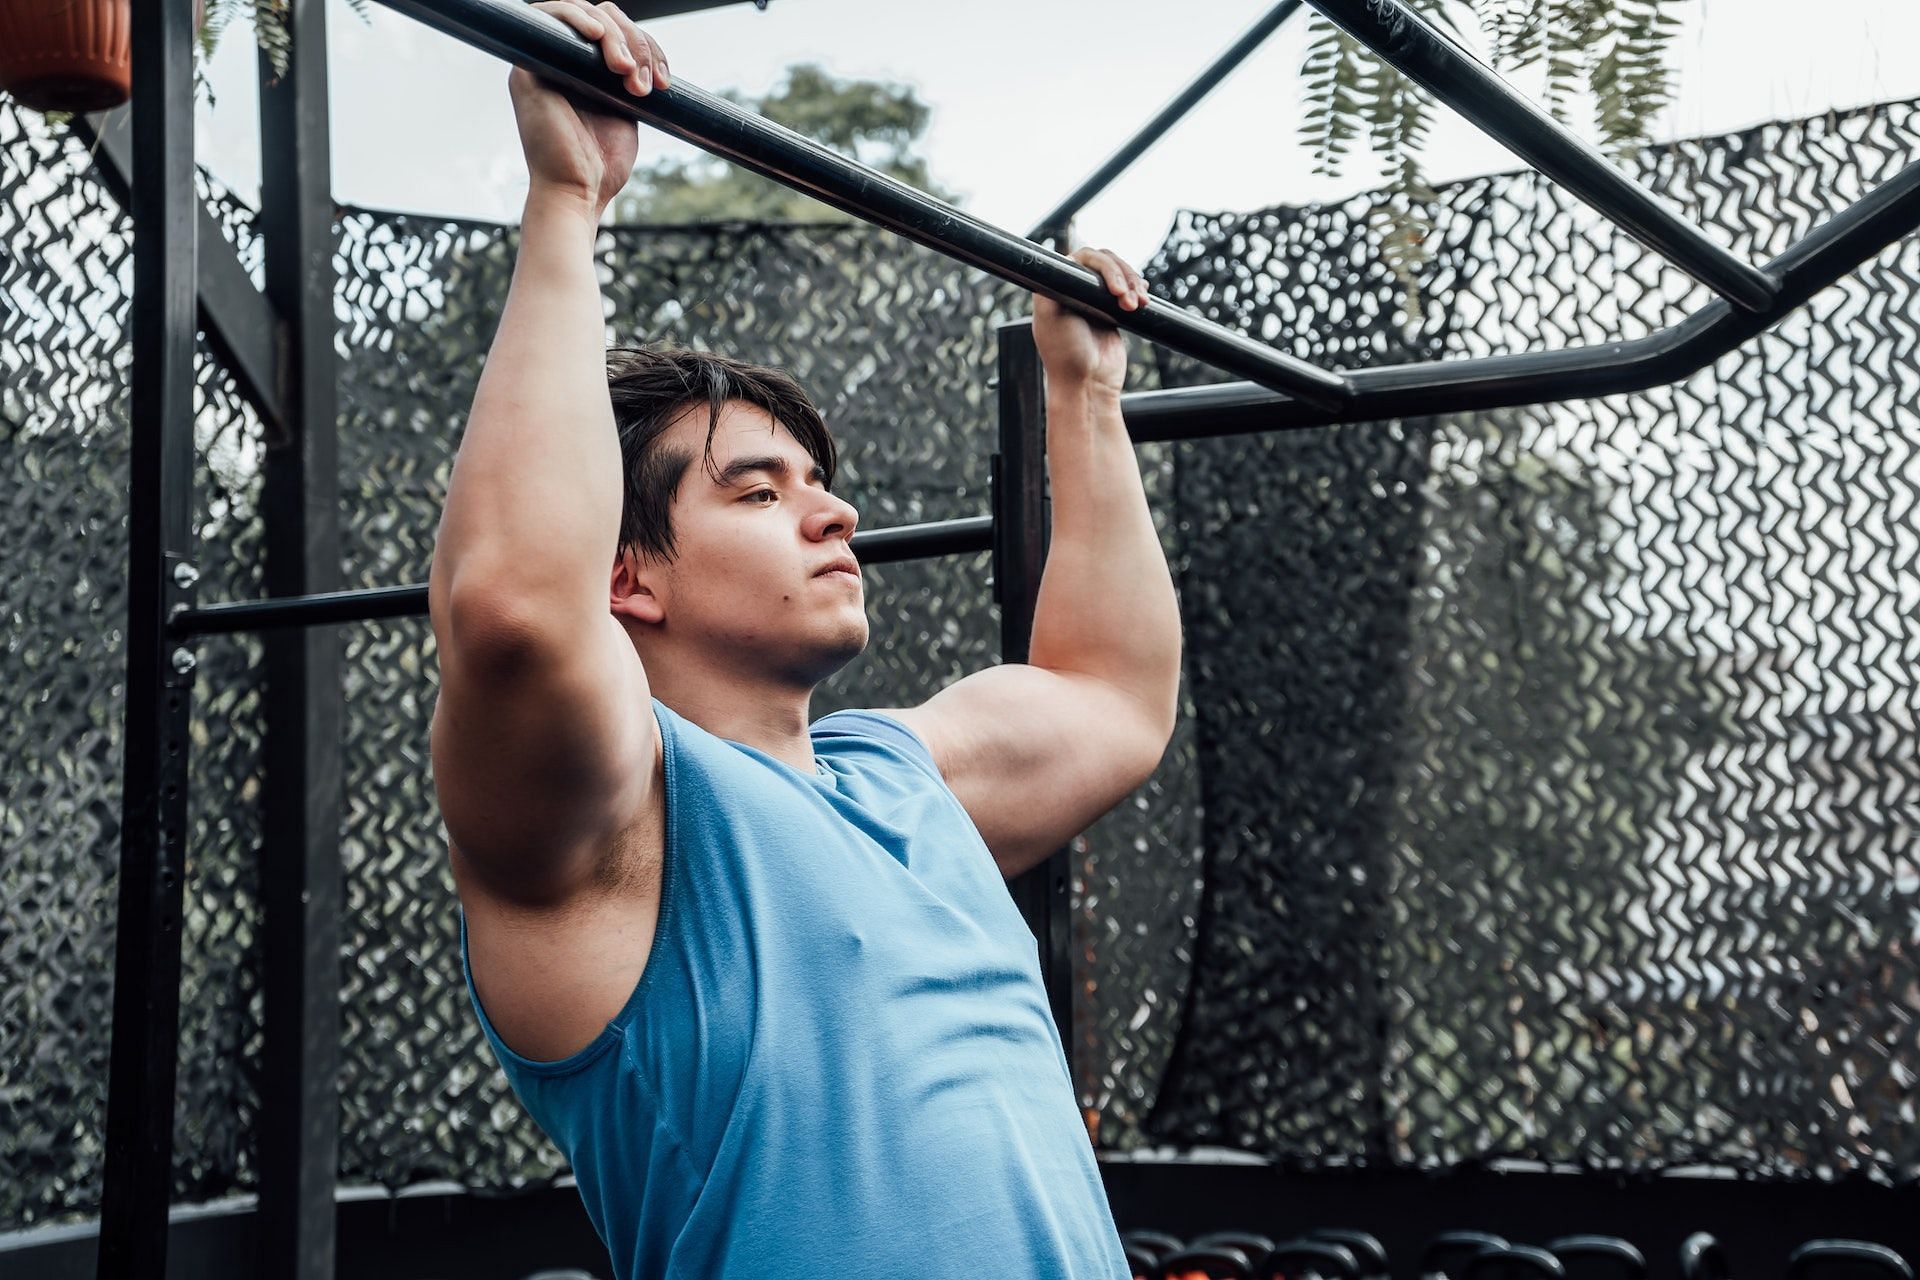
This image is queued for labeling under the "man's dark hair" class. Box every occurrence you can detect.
[607,343,839,565]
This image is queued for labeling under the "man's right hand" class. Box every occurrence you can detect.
[508,0,668,217]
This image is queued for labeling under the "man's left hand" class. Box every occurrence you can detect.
[1032,245,1148,394]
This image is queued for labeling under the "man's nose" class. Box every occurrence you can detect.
[815,498,858,539]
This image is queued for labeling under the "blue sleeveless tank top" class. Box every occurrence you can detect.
[457,696,1129,1280]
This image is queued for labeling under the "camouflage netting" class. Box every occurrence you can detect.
[5,86,1920,1232]
[1135,100,1920,1180]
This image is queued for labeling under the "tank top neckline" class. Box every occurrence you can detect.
[653,696,837,785]
[724,737,835,785]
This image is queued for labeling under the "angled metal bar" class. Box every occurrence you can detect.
[72,107,288,438]
[169,515,995,635]
[1119,153,1920,440]
[1027,0,1304,246]
[370,0,1352,409]
[1306,0,1779,313]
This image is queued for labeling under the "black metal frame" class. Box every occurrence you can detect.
[96,0,199,1272]
[1118,147,1920,440]
[81,0,1920,1274]
[990,320,1074,1062]
[252,1,345,1275]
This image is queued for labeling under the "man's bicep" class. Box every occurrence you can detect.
[431,612,656,905]
[877,664,1167,879]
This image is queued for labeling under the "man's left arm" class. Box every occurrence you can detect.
[881,248,1183,879]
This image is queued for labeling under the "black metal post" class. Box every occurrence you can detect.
[96,0,200,1273]
[369,0,1351,408]
[990,319,1075,1082]
[1121,152,1920,440]
[1028,0,1303,247]
[170,515,996,636]
[1305,0,1778,312]
[255,0,344,1274]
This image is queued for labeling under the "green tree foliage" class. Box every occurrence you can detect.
[1302,0,1687,308]
[609,62,964,225]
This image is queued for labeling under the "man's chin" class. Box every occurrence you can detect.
[825,629,869,674]
[776,627,865,684]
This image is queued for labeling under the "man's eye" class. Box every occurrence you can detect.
[744,489,777,504]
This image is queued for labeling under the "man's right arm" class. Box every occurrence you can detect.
[427,187,657,908]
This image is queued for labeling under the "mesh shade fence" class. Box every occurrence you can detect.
[1135,100,1920,1181]
[4,86,1919,1233]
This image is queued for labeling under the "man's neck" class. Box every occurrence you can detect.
[648,670,817,773]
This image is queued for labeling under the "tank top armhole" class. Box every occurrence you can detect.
[457,907,621,1077]
[454,699,680,1079]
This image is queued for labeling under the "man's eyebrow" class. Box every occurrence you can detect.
[712,455,828,488]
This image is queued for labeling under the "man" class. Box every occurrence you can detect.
[426,4,1182,1276]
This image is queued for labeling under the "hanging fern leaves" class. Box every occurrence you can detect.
[1302,0,1458,323]
[1364,52,1443,321]
[1593,0,1684,157]
[250,0,295,83]
[1471,0,1545,71]
[1297,0,1689,311]
[195,0,375,110]
[1301,19,1372,179]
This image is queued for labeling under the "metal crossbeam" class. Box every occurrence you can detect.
[370,0,1353,409]
[1305,0,1779,312]
[170,515,995,634]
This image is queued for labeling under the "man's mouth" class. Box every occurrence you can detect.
[814,558,860,580]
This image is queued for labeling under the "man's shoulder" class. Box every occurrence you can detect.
[813,707,947,791]
[815,705,933,753]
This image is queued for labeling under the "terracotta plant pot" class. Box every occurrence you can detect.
[0,0,206,114]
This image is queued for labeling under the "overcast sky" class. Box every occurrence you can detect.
[190,0,1920,266]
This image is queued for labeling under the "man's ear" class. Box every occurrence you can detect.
[610,549,666,626]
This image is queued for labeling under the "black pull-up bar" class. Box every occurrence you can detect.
[372,0,1352,409]
[1305,0,1780,313]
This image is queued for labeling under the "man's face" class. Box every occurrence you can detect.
[622,399,868,686]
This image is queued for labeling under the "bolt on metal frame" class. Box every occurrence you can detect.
[94,0,1920,1275]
